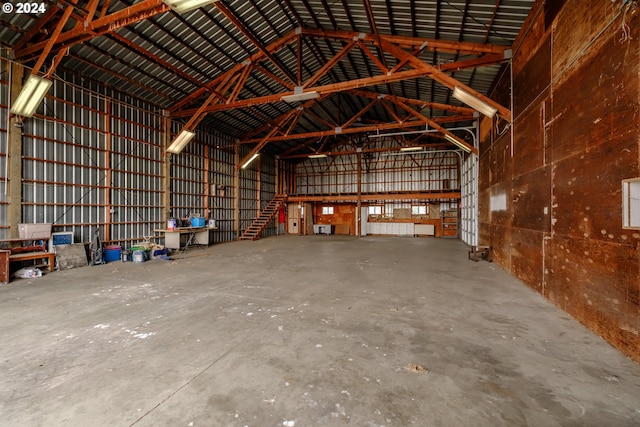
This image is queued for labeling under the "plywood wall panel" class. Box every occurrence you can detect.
[478,187,491,226]
[511,166,551,233]
[512,0,548,76]
[513,101,547,177]
[489,224,511,270]
[552,139,639,243]
[547,235,639,358]
[514,35,551,116]
[551,22,639,161]
[510,228,545,292]
[489,181,512,228]
[314,203,356,235]
[489,134,513,185]
[551,0,613,82]
[480,2,640,361]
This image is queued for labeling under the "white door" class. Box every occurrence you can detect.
[360,207,368,236]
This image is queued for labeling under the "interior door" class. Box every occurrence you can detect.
[361,207,368,236]
[287,203,299,234]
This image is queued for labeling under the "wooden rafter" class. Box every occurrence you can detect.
[170,26,510,128]
[214,1,296,85]
[13,0,171,61]
[12,6,61,51]
[239,114,474,145]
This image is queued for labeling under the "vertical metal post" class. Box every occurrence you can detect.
[162,111,171,225]
[204,145,210,220]
[8,63,24,238]
[356,148,362,237]
[104,99,112,242]
[233,146,240,240]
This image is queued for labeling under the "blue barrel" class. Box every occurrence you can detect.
[104,245,121,263]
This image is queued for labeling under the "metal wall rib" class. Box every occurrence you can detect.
[461,154,479,246]
[295,148,461,213]
[0,59,8,241]
[2,65,276,249]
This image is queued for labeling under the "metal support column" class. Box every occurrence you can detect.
[8,63,24,239]
[162,110,171,225]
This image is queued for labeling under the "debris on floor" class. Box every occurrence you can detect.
[405,363,429,374]
[13,267,42,279]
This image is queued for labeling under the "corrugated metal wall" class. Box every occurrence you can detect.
[461,154,478,246]
[22,75,108,243]
[296,147,461,213]
[259,155,277,237]
[0,61,276,248]
[202,132,236,244]
[233,151,277,238]
[109,99,164,242]
[20,74,165,246]
[170,121,206,221]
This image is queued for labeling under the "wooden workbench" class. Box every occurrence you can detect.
[154,227,215,250]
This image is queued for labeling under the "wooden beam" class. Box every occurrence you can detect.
[286,192,461,202]
[239,114,474,145]
[214,1,296,84]
[172,69,431,118]
[31,0,77,75]
[378,39,511,122]
[169,29,299,112]
[14,0,170,61]
[301,27,510,55]
[12,5,61,51]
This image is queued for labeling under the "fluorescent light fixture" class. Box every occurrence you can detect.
[445,133,472,153]
[308,154,328,158]
[281,86,320,103]
[167,130,195,154]
[399,146,423,152]
[452,86,498,118]
[241,153,259,169]
[10,75,52,117]
[162,0,218,13]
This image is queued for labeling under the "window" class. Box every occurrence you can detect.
[369,205,382,215]
[322,206,334,215]
[412,205,427,215]
[623,178,640,229]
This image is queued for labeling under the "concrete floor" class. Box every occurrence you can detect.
[1,236,639,426]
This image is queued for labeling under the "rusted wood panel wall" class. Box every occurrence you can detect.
[480,0,640,362]
[314,203,356,235]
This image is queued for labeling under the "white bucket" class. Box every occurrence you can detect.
[132,250,146,263]
[167,219,177,230]
[208,219,216,228]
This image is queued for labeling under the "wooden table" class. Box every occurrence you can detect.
[0,239,56,283]
[0,250,9,285]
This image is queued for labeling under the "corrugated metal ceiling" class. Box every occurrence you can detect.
[1,0,535,155]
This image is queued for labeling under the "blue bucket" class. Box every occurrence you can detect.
[190,217,205,228]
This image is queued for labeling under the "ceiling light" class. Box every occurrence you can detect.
[444,133,472,153]
[281,86,320,103]
[452,86,498,118]
[399,146,423,152]
[167,130,195,154]
[163,0,219,13]
[10,75,52,118]
[308,154,328,158]
[241,153,259,169]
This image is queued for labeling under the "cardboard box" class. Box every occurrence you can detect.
[18,223,52,239]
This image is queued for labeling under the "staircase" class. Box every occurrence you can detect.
[239,194,287,241]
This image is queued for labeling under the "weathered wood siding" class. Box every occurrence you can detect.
[480,0,640,361]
